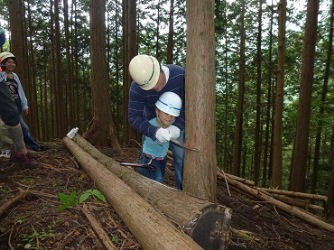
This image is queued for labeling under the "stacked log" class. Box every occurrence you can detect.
[217,171,334,233]
[64,135,232,249]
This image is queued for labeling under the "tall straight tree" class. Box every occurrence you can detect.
[184,0,216,201]
[262,5,275,187]
[53,0,66,137]
[7,0,31,123]
[166,0,174,64]
[327,124,334,219]
[253,0,263,185]
[122,0,137,145]
[84,0,121,150]
[290,0,319,192]
[311,0,334,193]
[7,0,28,92]
[232,0,246,177]
[325,0,334,221]
[272,0,287,188]
[25,1,40,139]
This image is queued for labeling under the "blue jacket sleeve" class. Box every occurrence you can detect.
[14,73,28,111]
[128,83,158,139]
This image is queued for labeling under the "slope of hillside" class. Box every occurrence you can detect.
[0,142,333,249]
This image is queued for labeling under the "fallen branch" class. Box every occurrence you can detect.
[0,189,33,218]
[222,173,334,232]
[81,205,117,250]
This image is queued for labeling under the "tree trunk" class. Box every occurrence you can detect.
[262,7,274,187]
[63,137,202,250]
[185,0,217,202]
[253,0,263,185]
[67,134,232,249]
[311,0,333,194]
[327,125,334,219]
[122,0,138,145]
[290,0,319,192]
[8,0,28,93]
[84,0,121,150]
[166,0,174,64]
[232,0,246,177]
[272,0,287,188]
[54,0,66,137]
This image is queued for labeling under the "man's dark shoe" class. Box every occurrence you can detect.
[12,153,38,167]
[32,146,49,152]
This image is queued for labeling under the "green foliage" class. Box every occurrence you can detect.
[58,189,106,210]
[79,189,106,203]
[112,235,120,244]
[58,191,77,210]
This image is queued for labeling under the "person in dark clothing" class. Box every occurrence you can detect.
[0,77,37,166]
[0,51,48,152]
[128,54,185,190]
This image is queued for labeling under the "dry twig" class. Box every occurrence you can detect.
[81,204,117,250]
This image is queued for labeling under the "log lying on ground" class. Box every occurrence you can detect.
[63,137,202,250]
[217,172,334,233]
[268,193,324,212]
[69,134,232,250]
[256,187,328,202]
[223,173,255,186]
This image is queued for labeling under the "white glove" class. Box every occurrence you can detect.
[66,127,79,139]
[167,125,180,139]
[155,128,172,143]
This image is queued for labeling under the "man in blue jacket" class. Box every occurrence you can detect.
[128,54,185,190]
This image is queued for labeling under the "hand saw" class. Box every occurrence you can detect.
[170,138,201,152]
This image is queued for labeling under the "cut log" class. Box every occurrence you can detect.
[219,172,255,186]
[68,134,232,250]
[63,137,201,250]
[268,193,324,212]
[221,173,334,232]
[256,187,328,202]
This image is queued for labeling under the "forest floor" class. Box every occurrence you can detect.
[0,140,334,250]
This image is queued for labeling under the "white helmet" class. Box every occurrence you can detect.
[0,51,15,63]
[155,92,182,117]
[129,54,160,90]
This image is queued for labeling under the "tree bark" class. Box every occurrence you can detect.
[63,137,202,250]
[84,0,121,150]
[290,0,319,192]
[327,124,334,219]
[185,0,217,202]
[272,0,287,189]
[66,134,232,249]
[232,0,246,177]
[122,0,138,145]
[253,0,263,185]
[166,0,174,64]
[311,0,334,194]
